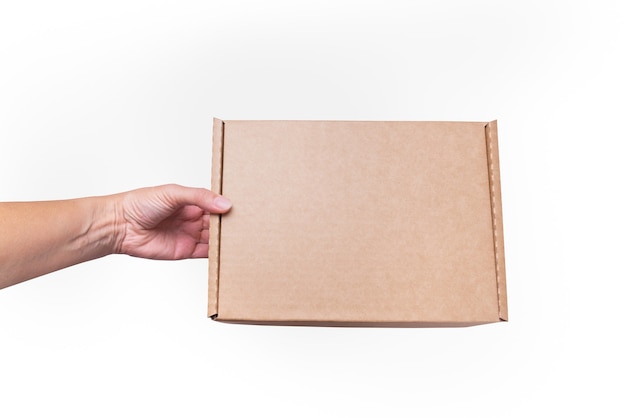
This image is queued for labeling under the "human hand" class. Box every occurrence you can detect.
[114,184,232,260]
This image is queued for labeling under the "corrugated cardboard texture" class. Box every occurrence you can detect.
[209,120,507,327]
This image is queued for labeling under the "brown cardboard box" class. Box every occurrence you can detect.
[209,119,507,327]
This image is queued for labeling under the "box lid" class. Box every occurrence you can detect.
[209,119,507,327]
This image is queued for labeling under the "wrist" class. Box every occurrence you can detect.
[80,194,125,258]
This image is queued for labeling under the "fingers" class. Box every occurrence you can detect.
[191,243,209,258]
[161,184,232,214]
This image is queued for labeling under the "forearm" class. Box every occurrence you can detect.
[0,196,121,288]
[0,184,231,289]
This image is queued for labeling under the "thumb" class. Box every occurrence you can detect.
[163,184,233,214]
[209,194,233,213]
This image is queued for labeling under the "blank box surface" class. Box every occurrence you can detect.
[209,120,507,327]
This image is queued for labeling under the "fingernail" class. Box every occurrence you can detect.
[214,196,232,210]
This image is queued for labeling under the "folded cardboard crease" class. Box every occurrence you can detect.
[209,119,507,327]
[484,121,508,321]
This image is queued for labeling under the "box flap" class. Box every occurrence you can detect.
[208,118,224,317]
[485,120,508,321]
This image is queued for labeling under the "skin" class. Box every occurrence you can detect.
[0,184,232,289]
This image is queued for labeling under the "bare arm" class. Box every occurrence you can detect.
[0,184,232,289]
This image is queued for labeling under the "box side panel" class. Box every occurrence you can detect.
[208,118,225,317]
[485,120,508,321]
[217,120,500,324]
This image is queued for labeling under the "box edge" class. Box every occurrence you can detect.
[208,118,225,318]
[214,318,499,328]
[485,120,509,321]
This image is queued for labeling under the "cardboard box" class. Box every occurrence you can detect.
[209,119,508,327]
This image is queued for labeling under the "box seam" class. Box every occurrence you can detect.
[208,118,225,319]
[216,120,225,318]
[485,121,504,320]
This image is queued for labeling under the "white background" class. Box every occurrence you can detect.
[1,1,624,416]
